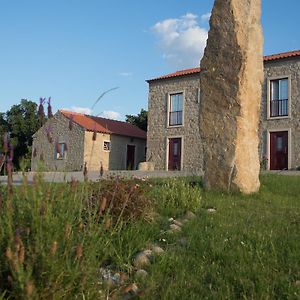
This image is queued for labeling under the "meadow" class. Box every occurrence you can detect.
[0,174,299,299]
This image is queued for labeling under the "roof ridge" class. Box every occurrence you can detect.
[147,49,300,82]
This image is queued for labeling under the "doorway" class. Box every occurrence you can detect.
[270,131,288,170]
[126,145,135,170]
[168,138,182,171]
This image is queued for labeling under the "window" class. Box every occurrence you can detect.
[169,93,183,126]
[103,141,110,151]
[270,78,288,117]
[56,142,67,159]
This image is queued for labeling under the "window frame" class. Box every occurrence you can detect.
[167,91,184,127]
[56,142,67,160]
[267,75,291,120]
[103,141,111,152]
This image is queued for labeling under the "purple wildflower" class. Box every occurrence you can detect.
[47,97,53,118]
[100,161,104,177]
[33,147,37,158]
[38,97,46,121]
[83,162,88,181]
[3,133,8,153]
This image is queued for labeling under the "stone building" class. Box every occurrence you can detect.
[31,110,147,171]
[147,50,300,172]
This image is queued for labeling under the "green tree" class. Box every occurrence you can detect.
[1,99,42,170]
[125,109,147,131]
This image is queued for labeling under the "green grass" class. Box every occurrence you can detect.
[0,174,300,299]
[145,175,300,299]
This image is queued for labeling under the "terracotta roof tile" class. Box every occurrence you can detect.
[263,49,300,62]
[59,110,147,139]
[147,50,300,82]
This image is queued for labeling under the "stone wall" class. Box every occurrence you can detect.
[109,135,146,170]
[147,74,203,173]
[148,56,300,172]
[259,57,300,169]
[31,111,85,171]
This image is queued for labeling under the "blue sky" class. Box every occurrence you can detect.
[0,0,299,120]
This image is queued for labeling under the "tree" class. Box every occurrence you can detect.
[125,109,147,131]
[1,99,42,170]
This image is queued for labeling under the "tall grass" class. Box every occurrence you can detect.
[0,176,156,298]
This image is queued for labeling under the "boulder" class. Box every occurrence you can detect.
[138,162,155,171]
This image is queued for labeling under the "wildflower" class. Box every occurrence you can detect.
[32,147,37,158]
[26,281,34,296]
[38,97,46,122]
[50,241,58,256]
[6,247,13,260]
[18,243,25,264]
[76,244,83,260]
[47,97,53,118]
[92,123,97,141]
[83,162,88,181]
[99,197,107,215]
[3,133,8,153]
[64,224,72,240]
[100,161,104,177]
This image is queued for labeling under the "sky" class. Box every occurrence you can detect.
[0,0,299,120]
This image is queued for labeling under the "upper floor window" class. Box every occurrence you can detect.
[169,93,183,126]
[270,78,289,117]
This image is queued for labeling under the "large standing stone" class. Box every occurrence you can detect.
[199,0,263,194]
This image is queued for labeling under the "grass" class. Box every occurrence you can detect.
[0,174,300,299]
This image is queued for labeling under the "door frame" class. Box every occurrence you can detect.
[165,136,184,171]
[126,144,136,170]
[267,128,291,170]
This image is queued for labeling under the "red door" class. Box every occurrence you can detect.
[168,138,181,171]
[126,145,135,170]
[270,131,288,170]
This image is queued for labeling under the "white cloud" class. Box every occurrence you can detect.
[64,106,93,115]
[201,12,211,23]
[119,72,133,77]
[99,110,122,120]
[152,12,210,68]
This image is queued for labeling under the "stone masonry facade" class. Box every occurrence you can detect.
[147,54,300,172]
[31,111,85,171]
[32,111,147,172]
[259,56,300,169]
[147,74,203,173]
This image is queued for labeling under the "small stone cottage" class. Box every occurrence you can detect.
[147,50,300,172]
[31,110,147,171]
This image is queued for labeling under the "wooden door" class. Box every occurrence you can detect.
[270,131,288,170]
[168,138,182,171]
[126,145,135,170]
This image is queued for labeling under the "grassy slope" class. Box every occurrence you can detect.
[146,174,300,299]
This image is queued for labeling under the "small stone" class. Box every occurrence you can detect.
[207,208,216,213]
[136,269,148,279]
[123,283,139,294]
[168,217,174,222]
[134,252,151,268]
[142,249,153,258]
[185,211,196,220]
[169,224,182,232]
[295,280,300,286]
[172,219,183,227]
[151,245,164,255]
